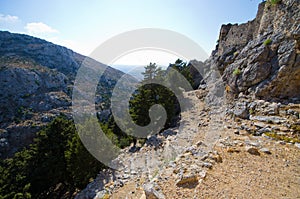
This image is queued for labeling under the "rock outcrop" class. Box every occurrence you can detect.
[208,0,300,101]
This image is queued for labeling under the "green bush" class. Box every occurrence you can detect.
[265,132,300,143]
[267,0,281,5]
[263,38,272,46]
[233,68,241,76]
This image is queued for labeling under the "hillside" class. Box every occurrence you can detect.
[0,31,125,158]
[77,0,300,198]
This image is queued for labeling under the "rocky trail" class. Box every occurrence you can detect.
[76,89,216,198]
[77,89,300,199]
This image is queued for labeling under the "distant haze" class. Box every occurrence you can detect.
[112,64,169,81]
[111,49,184,80]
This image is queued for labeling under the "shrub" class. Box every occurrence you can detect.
[291,123,300,134]
[267,0,281,5]
[263,38,272,46]
[233,68,241,76]
[249,109,254,115]
[265,132,300,143]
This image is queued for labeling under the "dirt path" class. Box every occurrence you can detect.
[158,128,300,199]
[99,90,300,199]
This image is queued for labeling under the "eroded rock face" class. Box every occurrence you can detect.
[0,60,71,157]
[208,0,300,100]
[0,31,125,157]
[0,66,68,122]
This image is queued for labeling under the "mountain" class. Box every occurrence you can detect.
[0,31,125,158]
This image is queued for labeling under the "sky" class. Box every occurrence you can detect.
[0,0,262,69]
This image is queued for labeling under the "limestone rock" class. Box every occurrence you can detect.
[143,183,165,199]
[250,115,286,124]
[246,146,260,156]
[234,102,249,119]
[206,0,300,100]
[145,135,162,149]
[176,173,198,187]
[260,148,272,154]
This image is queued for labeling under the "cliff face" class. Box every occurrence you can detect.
[0,31,124,157]
[217,3,265,56]
[210,0,300,100]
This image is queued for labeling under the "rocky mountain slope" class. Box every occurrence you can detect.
[210,0,300,100]
[76,0,300,198]
[0,31,125,157]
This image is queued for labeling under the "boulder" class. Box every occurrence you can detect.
[176,173,198,187]
[246,146,260,156]
[143,183,165,199]
[234,102,249,119]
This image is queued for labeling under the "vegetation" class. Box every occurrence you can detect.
[263,38,272,46]
[0,116,108,198]
[267,0,281,5]
[168,59,195,89]
[265,132,300,144]
[291,123,300,134]
[129,62,182,132]
[233,68,241,76]
[100,116,136,149]
[0,60,193,198]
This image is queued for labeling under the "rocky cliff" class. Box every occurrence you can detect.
[0,31,124,157]
[209,0,300,100]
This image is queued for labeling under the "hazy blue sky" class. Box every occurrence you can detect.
[0,0,262,66]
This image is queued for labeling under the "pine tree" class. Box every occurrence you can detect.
[168,59,194,89]
[129,62,179,136]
